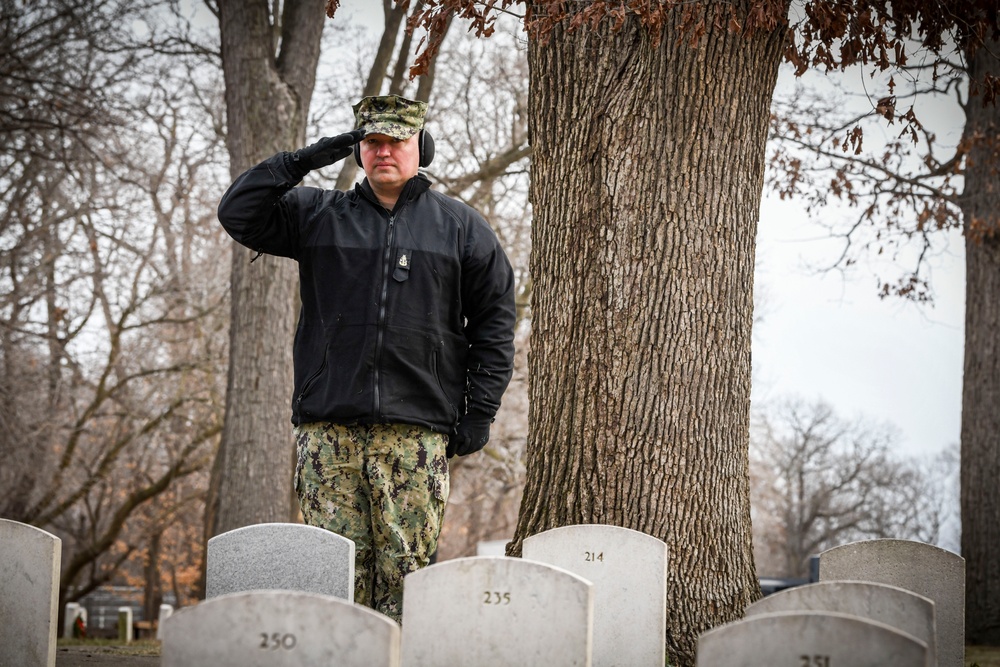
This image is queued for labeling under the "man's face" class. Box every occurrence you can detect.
[359,133,420,191]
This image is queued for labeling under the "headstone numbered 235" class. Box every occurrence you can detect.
[0,518,61,667]
[401,556,594,666]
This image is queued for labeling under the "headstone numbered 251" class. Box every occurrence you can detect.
[697,610,930,667]
[522,524,668,667]
[160,590,400,667]
[0,518,61,667]
[820,539,964,667]
[744,580,937,665]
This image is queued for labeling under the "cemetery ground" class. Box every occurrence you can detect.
[55,638,158,665]
[51,638,1000,666]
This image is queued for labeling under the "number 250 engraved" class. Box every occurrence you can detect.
[482,591,511,605]
[800,655,830,666]
[259,633,297,650]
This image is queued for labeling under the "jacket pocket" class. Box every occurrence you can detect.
[432,349,460,423]
[295,345,329,419]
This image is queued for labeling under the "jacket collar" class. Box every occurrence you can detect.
[357,173,431,213]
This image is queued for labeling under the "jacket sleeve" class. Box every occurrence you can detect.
[461,218,517,421]
[217,152,315,259]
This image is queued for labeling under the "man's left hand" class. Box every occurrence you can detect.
[449,411,493,457]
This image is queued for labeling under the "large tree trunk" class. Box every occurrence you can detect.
[512,4,787,663]
[208,0,326,538]
[960,34,1000,645]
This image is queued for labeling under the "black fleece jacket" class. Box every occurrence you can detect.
[217,152,516,433]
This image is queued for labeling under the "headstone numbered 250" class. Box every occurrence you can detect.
[160,590,399,667]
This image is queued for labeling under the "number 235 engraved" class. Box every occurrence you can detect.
[483,591,511,605]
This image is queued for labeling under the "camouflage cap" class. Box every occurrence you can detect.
[352,95,427,140]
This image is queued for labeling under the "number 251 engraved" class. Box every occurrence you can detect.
[800,655,830,666]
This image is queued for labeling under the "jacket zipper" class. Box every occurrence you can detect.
[373,212,396,418]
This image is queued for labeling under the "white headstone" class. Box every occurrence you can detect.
[475,539,508,556]
[745,580,936,664]
[160,590,399,667]
[522,524,667,667]
[156,604,174,640]
[206,523,354,600]
[63,603,82,639]
[697,611,930,667]
[820,539,964,667]
[401,556,593,666]
[0,518,61,667]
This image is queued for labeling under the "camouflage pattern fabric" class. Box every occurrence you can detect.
[294,422,449,623]
[352,94,427,140]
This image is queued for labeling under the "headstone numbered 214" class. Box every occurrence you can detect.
[522,524,668,667]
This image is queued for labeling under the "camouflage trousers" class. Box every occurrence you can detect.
[293,422,450,623]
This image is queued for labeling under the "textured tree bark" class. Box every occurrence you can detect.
[209,0,325,537]
[512,4,787,663]
[960,34,1000,646]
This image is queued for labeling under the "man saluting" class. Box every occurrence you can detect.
[217,95,516,622]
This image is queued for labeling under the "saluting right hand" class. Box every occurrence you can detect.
[293,129,366,172]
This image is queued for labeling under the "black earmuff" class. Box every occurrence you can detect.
[354,130,435,169]
[418,130,434,168]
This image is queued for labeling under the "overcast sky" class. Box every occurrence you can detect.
[753,66,966,460]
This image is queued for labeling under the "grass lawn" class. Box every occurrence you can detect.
[968,646,1000,667]
[55,638,1000,663]
[58,638,160,656]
